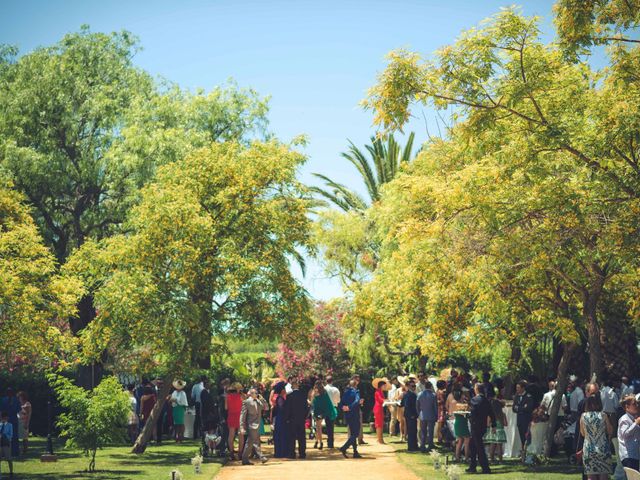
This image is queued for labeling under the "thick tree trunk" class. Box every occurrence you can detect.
[131,379,172,454]
[544,341,577,457]
[503,345,522,400]
[71,294,102,389]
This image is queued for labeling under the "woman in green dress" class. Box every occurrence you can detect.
[452,389,470,462]
[311,379,337,450]
[170,380,189,443]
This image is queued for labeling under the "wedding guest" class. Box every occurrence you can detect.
[487,396,507,463]
[436,380,447,443]
[170,380,188,443]
[191,375,206,439]
[373,379,387,444]
[312,379,337,449]
[284,378,308,459]
[140,385,157,440]
[387,377,399,436]
[513,380,534,462]
[125,384,138,444]
[272,382,289,458]
[339,379,363,458]
[0,389,19,457]
[402,380,419,452]
[226,382,244,460]
[467,383,495,475]
[618,395,640,471]
[16,391,31,453]
[580,395,613,480]
[452,389,470,462]
[0,411,13,477]
[240,388,268,465]
[417,381,437,452]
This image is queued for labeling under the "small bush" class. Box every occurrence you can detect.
[49,375,129,471]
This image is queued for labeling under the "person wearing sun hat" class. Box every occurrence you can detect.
[170,380,189,443]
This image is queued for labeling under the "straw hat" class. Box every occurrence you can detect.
[397,376,408,386]
[407,373,418,381]
[172,379,186,390]
[372,377,391,390]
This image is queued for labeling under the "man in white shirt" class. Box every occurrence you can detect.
[191,375,206,439]
[569,380,584,422]
[324,376,340,449]
[324,376,340,407]
[601,381,620,416]
[541,380,567,416]
[618,395,640,471]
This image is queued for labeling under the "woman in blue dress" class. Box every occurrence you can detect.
[272,382,289,458]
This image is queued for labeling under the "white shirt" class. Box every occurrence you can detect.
[171,390,188,407]
[191,382,204,403]
[386,385,398,406]
[416,381,426,394]
[541,389,566,416]
[618,413,640,460]
[285,383,293,394]
[601,386,619,414]
[325,384,340,407]
[570,386,584,412]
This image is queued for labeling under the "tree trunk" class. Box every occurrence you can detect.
[503,345,522,400]
[131,379,172,454]
[71,294,102,389]
[584,299,604,382]
[544,341,577,457]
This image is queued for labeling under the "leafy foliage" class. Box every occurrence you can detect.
[50,375,129,471]
[0,178,81,370]
[65,140,313,377]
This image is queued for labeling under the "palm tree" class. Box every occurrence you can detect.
[310,132,416,212]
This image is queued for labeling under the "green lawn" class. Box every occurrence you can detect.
[389,438,583,479]
[6,437,223,480]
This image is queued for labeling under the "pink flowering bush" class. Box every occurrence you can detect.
[273,302,350,381]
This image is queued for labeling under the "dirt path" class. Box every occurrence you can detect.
[214,432,419,480]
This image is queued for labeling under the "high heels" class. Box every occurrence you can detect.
[319,442,323,450]
[313,441,318,449]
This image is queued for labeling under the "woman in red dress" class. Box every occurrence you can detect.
[373,379,387,444]
[225,382,245,460]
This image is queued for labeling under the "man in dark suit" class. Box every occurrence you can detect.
[339,379,363,458]
[513,380,535,462]
[284,378,309,459]
[467,383,496,474]
[401,380,419,452]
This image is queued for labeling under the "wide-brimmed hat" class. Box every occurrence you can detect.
[372,377,391,390]
[172,379,186,390]
[397,376,407,386]
[407,374,418,381]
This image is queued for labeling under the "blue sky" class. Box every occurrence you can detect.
[1,0,557,299]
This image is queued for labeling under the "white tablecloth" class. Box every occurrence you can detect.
[503,407,522,458]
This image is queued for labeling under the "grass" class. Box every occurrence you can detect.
[388,438,583,479]
[4,437,223,480]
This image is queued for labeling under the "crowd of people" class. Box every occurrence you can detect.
[0,388,32,477]
[2,370,640,478]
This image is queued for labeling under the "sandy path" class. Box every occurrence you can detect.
[214,432,419,480]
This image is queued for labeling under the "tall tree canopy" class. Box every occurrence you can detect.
[362,7,640,381]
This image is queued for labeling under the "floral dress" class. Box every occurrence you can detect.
[582,411,611,475]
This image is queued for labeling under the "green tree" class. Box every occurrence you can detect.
[0,28,270,384]
[0,177,81,370]
[50,375,130,472]
[554,0,640,57]
[363,8,640,381]
[65,140,312,452]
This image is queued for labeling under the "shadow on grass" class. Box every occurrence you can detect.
[13,470,144,480]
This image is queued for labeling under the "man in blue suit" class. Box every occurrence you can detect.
[339,380,363,458]
[402,380,419,452]
[417,381,438,452]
